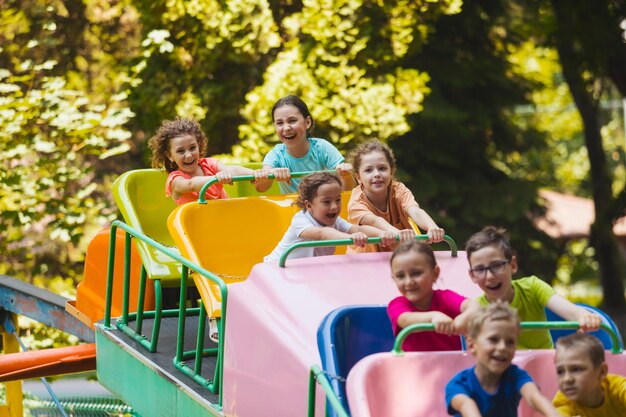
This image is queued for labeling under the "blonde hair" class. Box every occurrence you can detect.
[468,300,520,339]
[349,139,397,178]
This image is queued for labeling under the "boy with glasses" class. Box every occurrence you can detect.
[465,226,601,349]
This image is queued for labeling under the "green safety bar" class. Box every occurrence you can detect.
[392,322,624,355]
[104,220,228,404]
[307,364,350,417]
[279,234,458,267]
[197,170,337,204]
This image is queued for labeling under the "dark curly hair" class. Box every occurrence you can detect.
[148,118,208,172]
[295,172,342,210]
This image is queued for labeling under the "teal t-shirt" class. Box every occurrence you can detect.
[477,276,556,349]
[262,137,344,194]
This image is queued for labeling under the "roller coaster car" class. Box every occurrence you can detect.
[89,172,626,417]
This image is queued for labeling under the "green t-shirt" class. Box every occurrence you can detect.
[476,275,556,349]
[553,374,626,417]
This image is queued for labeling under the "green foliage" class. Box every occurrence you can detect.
[234,0,461,161]
[0,61,133,280]
[128,0,461,163]
[389,0,560,280]
[129,0,282,157]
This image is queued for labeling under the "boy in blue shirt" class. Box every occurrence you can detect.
[445,301,563,417]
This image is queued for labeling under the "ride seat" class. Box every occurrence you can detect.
[112,169,182,285]
[167,196,298,317]
[545,304,624,349]
[317,305,395,417]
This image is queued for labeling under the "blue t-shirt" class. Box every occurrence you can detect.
[262,137,344,194]
[445,365,533,417]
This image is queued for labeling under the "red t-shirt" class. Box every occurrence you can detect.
[165,157,229,204]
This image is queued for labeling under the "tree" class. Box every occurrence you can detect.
[392,0,561,279]
[0,1,136,282]
[548,0,626,330]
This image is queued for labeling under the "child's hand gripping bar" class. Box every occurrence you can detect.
[197,170,338,204]
[278,234,458,267]
[392,322,623,355]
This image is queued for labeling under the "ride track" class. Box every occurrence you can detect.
[0,169,624,417]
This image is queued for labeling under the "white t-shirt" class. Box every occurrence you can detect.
[264,210,352,262]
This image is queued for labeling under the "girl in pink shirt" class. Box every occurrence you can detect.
[387,240,479,351]
[149,117,265,204]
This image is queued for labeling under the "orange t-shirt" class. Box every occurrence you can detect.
[165,157,229,205]
[347,181,419,253]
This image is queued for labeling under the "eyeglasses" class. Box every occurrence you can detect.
[469,259,511,278]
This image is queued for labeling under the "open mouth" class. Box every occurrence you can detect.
[486,283,502,291]
[562,388,577,396]
[490,355,509,365]
[181,160,196,169]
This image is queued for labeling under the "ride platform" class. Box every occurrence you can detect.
[95,314,220,417]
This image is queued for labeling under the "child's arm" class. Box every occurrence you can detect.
[348,224,397,248]
[397,310,456,335]
[521,382,564,417]
[218,162,271,185]
[218,162,252,177]
[334,162,356,190]
[546,294,602,332]
[170,174,231,196]
[253,165,291,192]
[405,205,445,243]
[300,226,369,247]
[449,394,482,417]
[453,299,481,334]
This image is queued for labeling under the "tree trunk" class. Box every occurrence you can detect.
[551,0,626,335]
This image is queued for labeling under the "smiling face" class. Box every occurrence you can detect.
[273,104,311,155]
[555,345,607,407]
[355,151,393,196]
[167,134,201,175]
[469,318,519,380]
[469,245,516,303]
[391,250,439,309]
[305,182,343,226]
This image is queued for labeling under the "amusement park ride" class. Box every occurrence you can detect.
[0,168,624,417]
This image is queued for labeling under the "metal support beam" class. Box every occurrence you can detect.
[1,312,23,417]
[0,275,93,343]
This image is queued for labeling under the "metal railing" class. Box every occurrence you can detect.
[198,170,334,203]
[307,365,350,417]
[393,322,624,355]
[104,221,227,404]
[279,234,458,267]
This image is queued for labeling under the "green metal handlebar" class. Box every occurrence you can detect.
[279,234,457,267]
[307,364,350,417]
[392,322,623,355]
[197,170,337,204]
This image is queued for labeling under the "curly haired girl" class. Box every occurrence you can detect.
[149,117,266,204]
